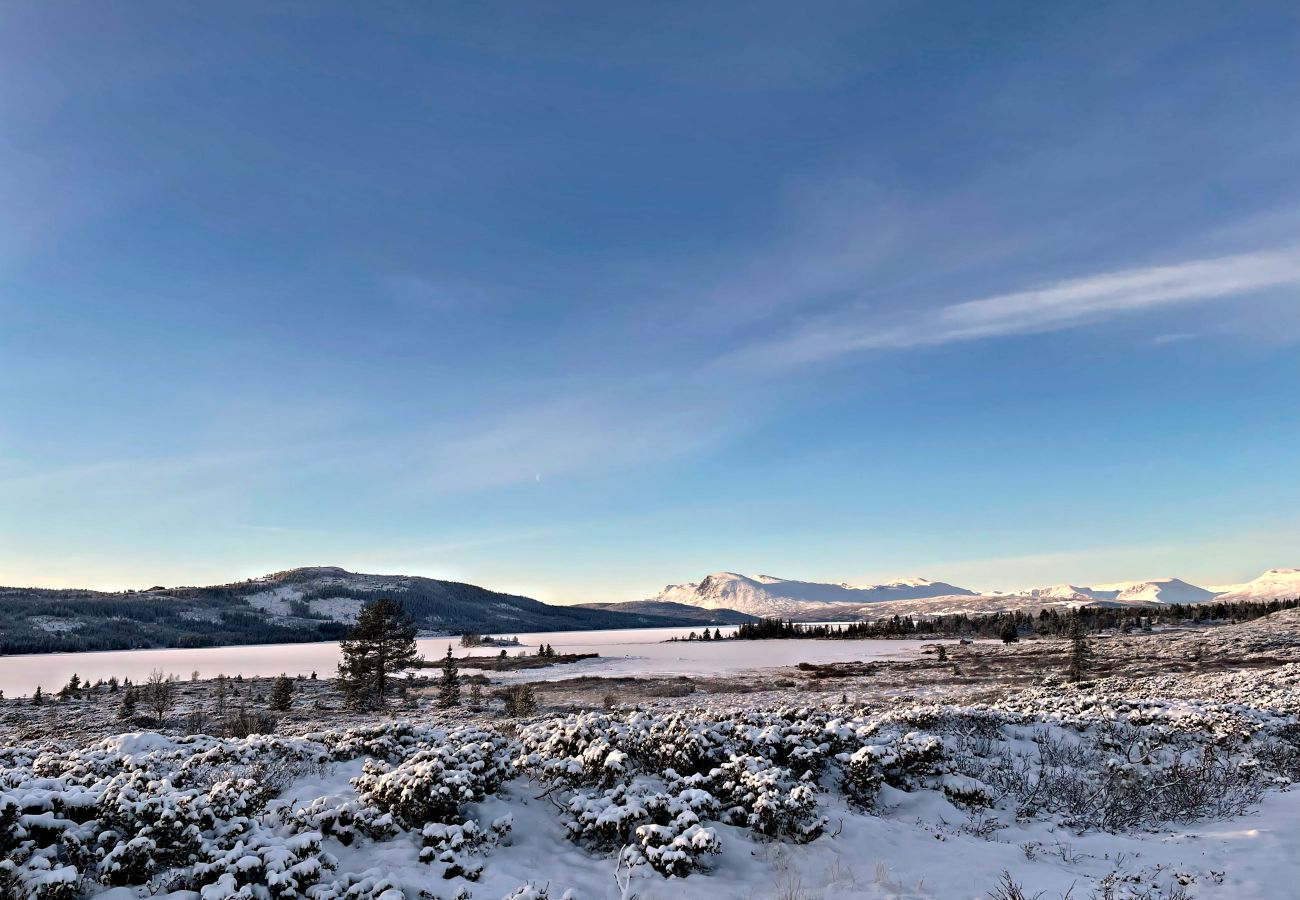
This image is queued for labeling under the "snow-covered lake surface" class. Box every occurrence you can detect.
[0,626,921,696]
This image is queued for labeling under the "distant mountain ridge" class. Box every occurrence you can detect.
[573,600,757,626]
[0,566,717,655]
[651,572,975,618]
[648,568,1299,618]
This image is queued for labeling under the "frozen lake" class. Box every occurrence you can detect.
[0,626,922,697]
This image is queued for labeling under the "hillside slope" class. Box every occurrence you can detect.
[0,566,702,654]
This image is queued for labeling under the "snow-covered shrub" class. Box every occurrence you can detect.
[706,755,825,842]
[840,745,884,806]
[939,774,997,809]
[561,778,722,875]
[879,733,946,789]
[726,709,849,777]
[192,829,333,898]
[306,722,449,764]
[95,771,205,883]
[202,776,278,822]
[307,867,408,900]
[285,796,397,845]
[620,712,727,776]
[516,714,630,787]
[839,727,951,807]
[0,854,79,900]
[624,810,720,877]
[352,726,512,829]
[563,783,654,850]
[419,814,512,879]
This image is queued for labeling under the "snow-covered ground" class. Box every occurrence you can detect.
[4,687,1299,899]
[10,613,1300,898]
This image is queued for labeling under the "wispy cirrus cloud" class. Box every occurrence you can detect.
[727,249,1300,369]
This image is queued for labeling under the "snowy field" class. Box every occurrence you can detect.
[7,613,1300,898]
[0,628,919,698]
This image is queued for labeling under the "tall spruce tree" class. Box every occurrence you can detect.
[337,598,422,709]
[439,645,461,708]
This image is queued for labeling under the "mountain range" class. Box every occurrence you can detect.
[639,568,1300,619]
[3,565,1296,656]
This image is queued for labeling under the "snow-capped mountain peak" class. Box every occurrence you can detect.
[650,571,976,617]
[1214,569,1300,603]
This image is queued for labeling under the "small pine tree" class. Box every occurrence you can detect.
[117,687,137,719]
[269,673,294,711]
[31,686,43,706]
[1066,611,1091,683]
[439,646,461,708]
[713,628,723,641]
[937,644,948,662]
[469,680,484,710]
[999,621,1019,644]
[59,673,81,699]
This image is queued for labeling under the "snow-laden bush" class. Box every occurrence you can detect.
[703,755,825,842]
[306,722,454,764]
[352,726,512,828]
[560,779,720,875]
[306,867,408,900]
[192,829,333,898]
[563,782,654,851]
[0,853,80,900]
[420,814,513,880]
[876,733,946,790]
[95,770,205,883]
[284,796,398,845]
[516,714,632,787]
[624,809,721,877]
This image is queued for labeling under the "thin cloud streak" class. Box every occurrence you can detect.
[729,249,1300,369]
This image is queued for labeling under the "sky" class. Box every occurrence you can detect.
[2,1,1299,603]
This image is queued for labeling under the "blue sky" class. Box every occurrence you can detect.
[2,2,1299,601]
